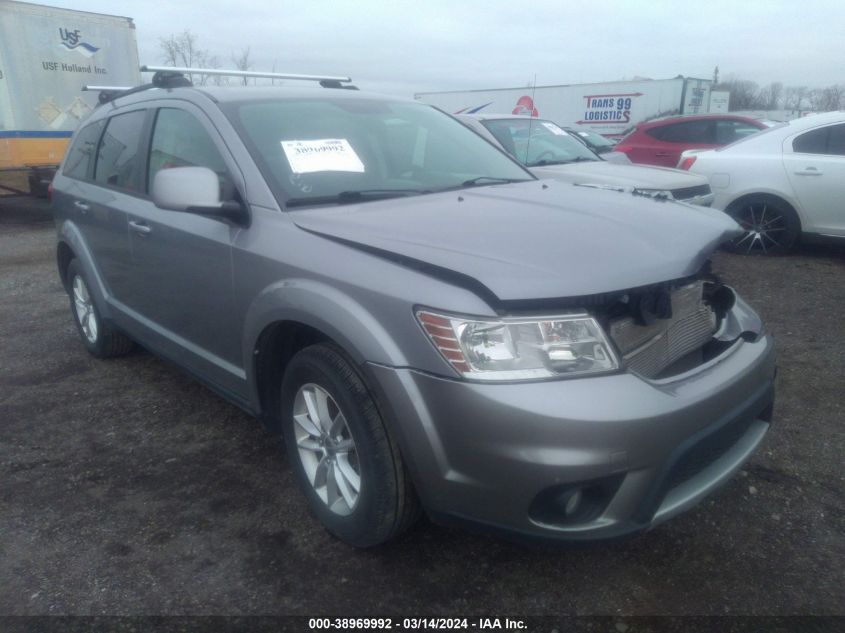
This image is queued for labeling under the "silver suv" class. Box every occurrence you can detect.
[53,70,775,547]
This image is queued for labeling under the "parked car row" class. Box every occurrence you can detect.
[457,114,714,206]
[53,70,776,547]
[556,110,844,255]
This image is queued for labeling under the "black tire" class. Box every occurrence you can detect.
[66,259,134,358]
[723,195,801,256]
[280,343,420,547]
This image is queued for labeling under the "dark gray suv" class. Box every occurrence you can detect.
[53,72,775,547]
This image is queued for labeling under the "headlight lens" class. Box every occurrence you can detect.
[417,310,619,381]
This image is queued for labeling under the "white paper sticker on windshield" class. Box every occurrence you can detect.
[541,122,567,136]
[281,139,365,174]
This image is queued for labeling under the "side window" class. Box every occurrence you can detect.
[656,121,712,144]
[715,120,761,145]
[148,108,232,198]
[94,110,146,191]
[63,119,105,180]
[793,127,828,154]
[824,124,845,156]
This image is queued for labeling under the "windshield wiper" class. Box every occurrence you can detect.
[460,176,530,188]
[286,188,431,208]
[528,157,598,167]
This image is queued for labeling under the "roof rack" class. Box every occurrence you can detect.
[85,66,357,105]
[140,65,353,84]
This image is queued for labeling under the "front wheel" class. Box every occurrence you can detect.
[724,197,800,255]
[280,343,420,547]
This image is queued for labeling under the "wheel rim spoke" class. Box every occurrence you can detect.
[297,437,323,452]
[336,454,361,493]
[294,412,321,438]
[329,412,347,438]
[334,460,357,507]
[325,461,341,509]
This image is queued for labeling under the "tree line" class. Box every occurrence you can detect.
[713,76,844,112]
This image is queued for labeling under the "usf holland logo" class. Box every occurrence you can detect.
[58,28,100,57]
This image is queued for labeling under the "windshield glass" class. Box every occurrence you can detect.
[480,118,600,166]
[226,97,533,205]
[571,128,616,149]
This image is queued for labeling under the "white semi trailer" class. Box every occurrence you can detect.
[0,0,140,195]
[416,76,715,140]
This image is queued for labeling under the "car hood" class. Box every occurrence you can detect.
[291,180,741,303]
[530,161,709,190]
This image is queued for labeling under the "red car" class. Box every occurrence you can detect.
[614,114,768,168]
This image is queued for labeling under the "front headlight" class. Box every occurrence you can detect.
[416,310,619,381]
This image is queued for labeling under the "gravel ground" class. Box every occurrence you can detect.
[0,196,843,617]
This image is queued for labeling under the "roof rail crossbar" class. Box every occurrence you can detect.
[84,83,155,104]
[140,65,352,83]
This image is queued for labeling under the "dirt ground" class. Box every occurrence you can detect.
[0,196,842,618]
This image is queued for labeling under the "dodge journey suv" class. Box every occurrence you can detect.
[53,70,775,547]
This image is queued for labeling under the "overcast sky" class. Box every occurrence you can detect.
[40,0,845,96]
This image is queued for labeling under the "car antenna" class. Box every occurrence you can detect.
[525,74,537,163]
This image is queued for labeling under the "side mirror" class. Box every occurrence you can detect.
[152,166,245,222]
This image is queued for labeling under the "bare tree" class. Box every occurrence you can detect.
[814,85,845,111]
[159,30,220,85]
[758,82,783,110]
[716,77,764,110]
[231,47,252,85]
[783,85,808,111]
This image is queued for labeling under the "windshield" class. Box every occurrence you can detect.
[571,128,616,149]
[225,97,533,205]
[480,118,600,166]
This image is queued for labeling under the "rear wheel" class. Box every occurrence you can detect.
[66,259,134,358]
[280,343,420,547]
[724,196,800,255]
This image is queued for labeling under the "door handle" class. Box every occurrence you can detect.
[73,200,90,213]
[128,220,152,235]
[794,167,822,176]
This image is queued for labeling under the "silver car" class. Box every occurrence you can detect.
[458,113,715,206]
[53,71,775,547]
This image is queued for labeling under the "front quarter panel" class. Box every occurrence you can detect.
[234,206,496,411]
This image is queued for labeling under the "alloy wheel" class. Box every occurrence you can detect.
[732,202,787,254]
[72,275,98,343]
[292,383,361,516]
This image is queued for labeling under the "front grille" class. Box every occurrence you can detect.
[671,184,712,200]
[609,281,716,378]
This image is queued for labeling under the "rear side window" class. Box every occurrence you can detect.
[94,110,147,192]
[147,108,230,195]
[63,120,105,180]
[828,124,845,156]
[648,120,712,144]
[793,127,827,154]
[794,124,845,156]
[714,120,761,145]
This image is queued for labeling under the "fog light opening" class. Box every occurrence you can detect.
[563,489,583,516]
[528,474,625,528]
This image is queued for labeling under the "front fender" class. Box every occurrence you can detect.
[242,277,410,407]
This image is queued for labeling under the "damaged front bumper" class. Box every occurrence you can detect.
[365,294,775,543]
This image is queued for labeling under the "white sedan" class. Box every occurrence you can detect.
[457,114,715,206]
[680,111,845,254]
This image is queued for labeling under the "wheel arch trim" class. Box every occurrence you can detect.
[243,278,409,413]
